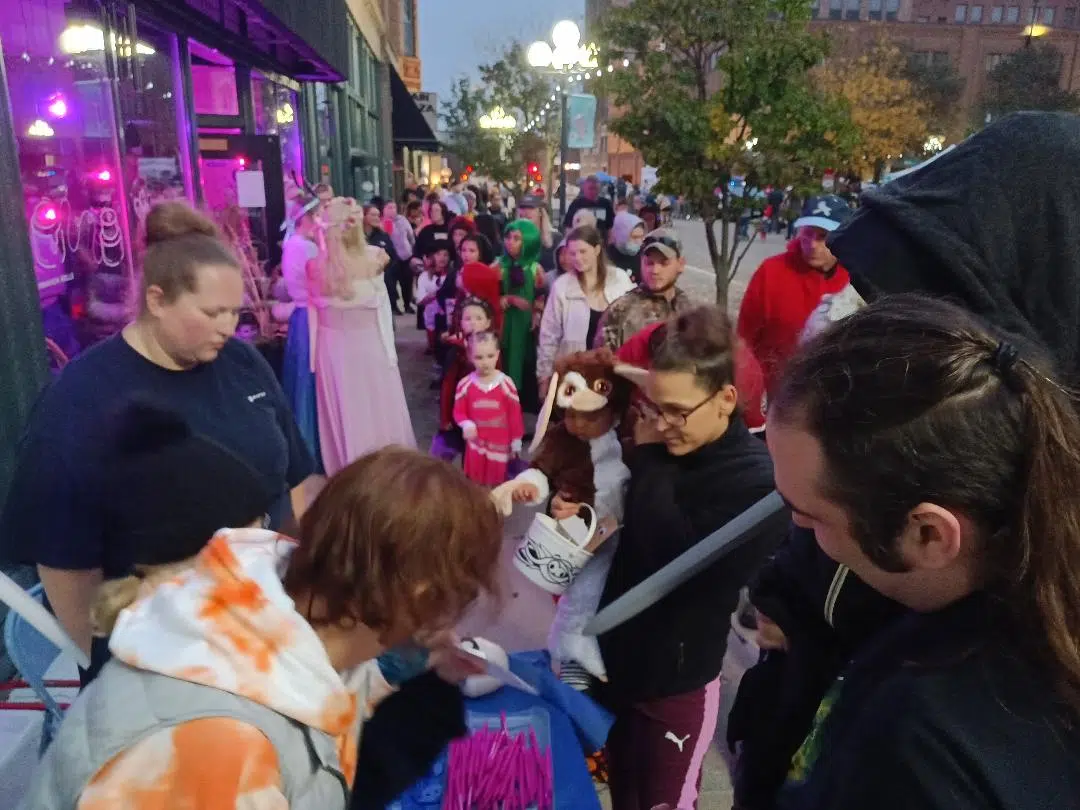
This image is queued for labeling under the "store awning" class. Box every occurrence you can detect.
[390,67,440,153]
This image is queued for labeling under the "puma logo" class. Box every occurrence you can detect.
[664,731,691,752]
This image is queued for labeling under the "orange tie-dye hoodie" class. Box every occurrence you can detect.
[76,528,396,810]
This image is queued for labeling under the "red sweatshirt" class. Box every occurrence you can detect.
[737,241,849,394]
[617,321,767,430]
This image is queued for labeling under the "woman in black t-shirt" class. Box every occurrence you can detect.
[0,202,313,686]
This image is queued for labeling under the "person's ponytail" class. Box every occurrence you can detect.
[1010,362,1080,717]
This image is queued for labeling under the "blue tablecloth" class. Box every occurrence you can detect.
[388,651,613,810]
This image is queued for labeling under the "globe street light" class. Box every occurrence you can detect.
[479,106,517,131]
[529,20,597,218]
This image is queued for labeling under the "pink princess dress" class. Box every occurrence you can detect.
[314,201,416,474]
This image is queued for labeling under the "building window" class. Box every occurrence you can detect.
[985,52,1006,71]
[1065,7,1078,26]
[1044,6,1056,22]
[971,4,984,20]
[829,0,843,19]
[869,0,884,19]
[933,50,952,66]
[1006,5,1020,21]
[917,13,931,20]
[810,0,820,16]
[956,4,968,21]
[991,5,1004,21]
[885,0,900,20]
[844,0,861,19]
[402,0,417,58]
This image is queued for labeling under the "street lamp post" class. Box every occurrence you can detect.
[528,20,597,221]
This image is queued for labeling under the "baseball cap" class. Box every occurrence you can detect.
[793,195,853,232]
[641,228,682,260]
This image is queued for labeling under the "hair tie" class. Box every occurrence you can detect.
[991,340,1021,376]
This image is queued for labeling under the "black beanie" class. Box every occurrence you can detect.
[102,400,273,567]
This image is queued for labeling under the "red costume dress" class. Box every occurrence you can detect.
[453,371,525,486]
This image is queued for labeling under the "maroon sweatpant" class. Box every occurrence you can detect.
[606,677,723,810]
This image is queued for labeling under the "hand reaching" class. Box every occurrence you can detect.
[461,422,478,440]
[511,482,540,503]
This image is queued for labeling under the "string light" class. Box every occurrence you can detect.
[522,53,637,134]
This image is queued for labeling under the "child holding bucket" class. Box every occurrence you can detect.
[454,331,525,487]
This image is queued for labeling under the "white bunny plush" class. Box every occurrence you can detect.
[460,637,510,698]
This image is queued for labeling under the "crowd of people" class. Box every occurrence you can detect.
[1,112,1079,810]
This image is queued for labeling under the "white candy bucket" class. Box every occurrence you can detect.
[513,504,598,595]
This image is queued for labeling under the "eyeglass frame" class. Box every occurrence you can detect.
[638,390,718,428]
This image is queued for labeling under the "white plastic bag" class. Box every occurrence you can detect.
[547,536,618,681]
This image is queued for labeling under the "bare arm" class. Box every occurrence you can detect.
[37,565,103,657]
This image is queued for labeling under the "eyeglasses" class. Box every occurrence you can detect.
[638,392,716,428]
[641,233,681,257]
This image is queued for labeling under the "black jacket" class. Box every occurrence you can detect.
[563,196,616,234]
[366,227,396,263]
[414,223,451,259]
[607,243,641,284]
[831,111,1080,384]
[597,418,781,705]
[775,595,1080,810]
[729,529,905,808]
[351,672,466,809]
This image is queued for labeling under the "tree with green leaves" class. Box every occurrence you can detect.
[978,44,1080,124]
[439,43,560,193]
[814,40,930,181]
[902,50,965,139]
[595,0,856,306]
[439,77,517,185]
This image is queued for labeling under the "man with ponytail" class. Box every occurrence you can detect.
[729,111,1080,808]
[764,296,1080,809]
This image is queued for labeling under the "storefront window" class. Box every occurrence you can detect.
[3,0,188,365]
[313,83,338,188]
[252,71,304,201]
[191,63,239,115]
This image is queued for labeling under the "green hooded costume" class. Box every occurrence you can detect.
[497,218,543,396]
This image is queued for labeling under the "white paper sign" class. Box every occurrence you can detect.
[236,170,267,208]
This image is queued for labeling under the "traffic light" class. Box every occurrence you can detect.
[466,164,475,174]
[528,162,540,175]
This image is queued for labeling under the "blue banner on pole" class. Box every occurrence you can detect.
[566,94,597,150]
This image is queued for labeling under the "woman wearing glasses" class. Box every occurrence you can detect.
[595,305,783,810]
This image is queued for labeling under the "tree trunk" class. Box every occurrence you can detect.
[704,215,727,310]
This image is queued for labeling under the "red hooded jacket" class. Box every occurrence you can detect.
[737,240,849,395]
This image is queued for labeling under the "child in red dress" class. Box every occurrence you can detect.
[453,331,525,487]
[431,297,495,462]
